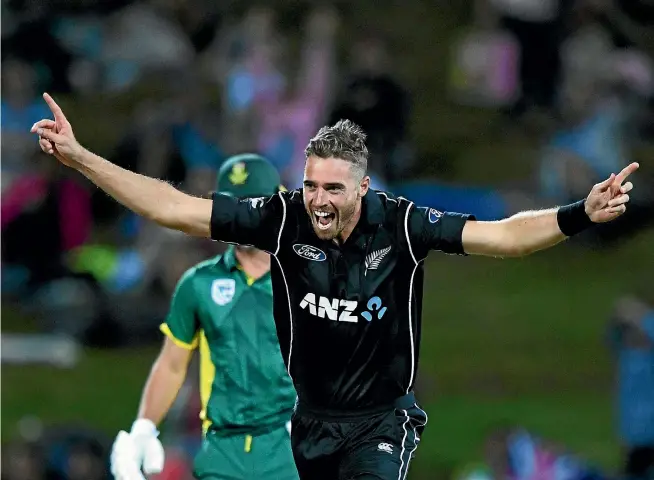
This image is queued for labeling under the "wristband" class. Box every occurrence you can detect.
[557,199,593,237]
[131,418,159,437]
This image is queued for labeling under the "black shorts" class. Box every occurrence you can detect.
[290,392,428,480]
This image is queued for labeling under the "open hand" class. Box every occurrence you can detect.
[30,93,83,167]
[584,162,638,223]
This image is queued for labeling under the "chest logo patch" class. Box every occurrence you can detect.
[364,246,392,275]
[293,244,326,262]
[211,278,236,305]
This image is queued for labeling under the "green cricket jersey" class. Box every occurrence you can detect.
[160,247,296,435]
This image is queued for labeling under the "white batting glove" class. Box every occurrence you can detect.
[110,419,165,480]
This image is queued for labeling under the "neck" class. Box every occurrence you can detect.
[234,247,270,280]
[335,199,363,245]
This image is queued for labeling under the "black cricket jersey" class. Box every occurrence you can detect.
[210,189,474,411]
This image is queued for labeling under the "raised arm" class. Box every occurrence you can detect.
[32,93,212,237]
[461,164,637,257]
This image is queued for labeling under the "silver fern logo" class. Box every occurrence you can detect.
[364,246,392,276]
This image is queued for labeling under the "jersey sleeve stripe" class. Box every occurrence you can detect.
[271,191,294,379]
[159,323,199,350]
[274,191,287,256]
[404,201,418,265]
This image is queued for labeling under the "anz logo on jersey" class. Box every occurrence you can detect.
[299,294,387,323]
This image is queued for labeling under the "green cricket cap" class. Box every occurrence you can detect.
[216,154,282,197]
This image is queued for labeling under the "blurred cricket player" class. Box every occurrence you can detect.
[109,155,299,480]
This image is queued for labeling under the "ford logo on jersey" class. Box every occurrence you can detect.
[293,244,327,262]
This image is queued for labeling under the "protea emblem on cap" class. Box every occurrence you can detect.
[229,162,248,185]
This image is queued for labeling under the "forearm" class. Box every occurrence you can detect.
[501,208,567,256]
[136,360,187,426]
[75,147,209,235]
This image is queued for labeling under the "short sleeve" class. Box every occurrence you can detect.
[210,192,286,253]
[407,205,475,260]
[160,270,199,350]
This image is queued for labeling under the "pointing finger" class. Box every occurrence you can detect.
[31,119,56,133]
[615,162,639,184]
[43,92,67,125]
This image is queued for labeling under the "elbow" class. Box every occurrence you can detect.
[148,192,207,237]
[148,205,180,231]
[138,190,178,229]
[144,207,168,227]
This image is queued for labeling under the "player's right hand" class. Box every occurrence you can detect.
[110,419,165,480]
[30,92,83,167]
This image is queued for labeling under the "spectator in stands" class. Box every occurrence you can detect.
[537,0,653,242]
[1,440,50,480]
[480,425,610,480]
[62,438,107,480]
[2,0,73,93]
[609,295,654,480]
[328,33,412,187]
[1,58,52,186]
[1,149,92,294]
[99,0,196,92]
[201,5,286,115]
[255,5,340,189]
[487,0,569,119]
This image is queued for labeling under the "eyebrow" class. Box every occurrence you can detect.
[303,181,346,190]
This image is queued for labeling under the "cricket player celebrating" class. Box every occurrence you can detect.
[109,155,299,480]
[34,93,637,480]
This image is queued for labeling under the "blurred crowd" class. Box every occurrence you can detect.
[2,0,413,341]
[2,0,653,479]
[451,0,654,217]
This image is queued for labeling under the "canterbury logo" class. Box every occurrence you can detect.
[364,246,391,275]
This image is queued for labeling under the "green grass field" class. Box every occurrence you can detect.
[4,228,651,479]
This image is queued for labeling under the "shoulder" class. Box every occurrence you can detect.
[373,190,416,219]
[177,256,225,287]
[374,190,406,206]
[245,189,304,215]
[279,188,304,206]
[277,188,306,222]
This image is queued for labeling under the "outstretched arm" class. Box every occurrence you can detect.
[408,163,638,259]
[32,93,212,237]
[461,164,638,257]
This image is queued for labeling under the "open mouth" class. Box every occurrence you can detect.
[314,210,335,230]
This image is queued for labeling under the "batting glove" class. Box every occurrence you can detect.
[110,419,165,480]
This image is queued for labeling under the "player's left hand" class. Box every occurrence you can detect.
[110,420,165,480]
[584,162,638,223]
